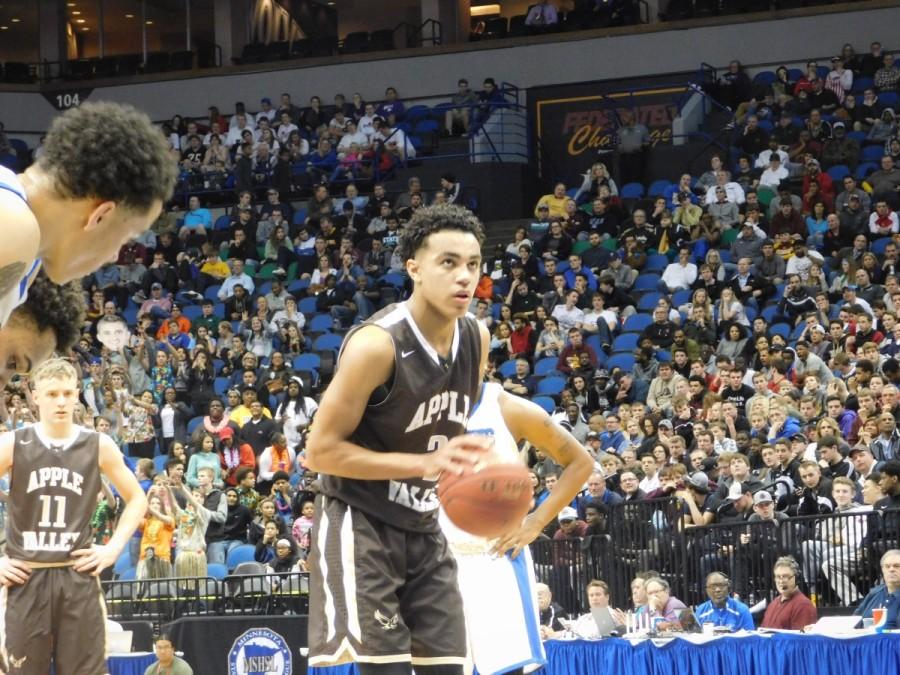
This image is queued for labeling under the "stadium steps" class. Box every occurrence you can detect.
[481,218,527,252]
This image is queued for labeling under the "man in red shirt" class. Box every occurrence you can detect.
[556,327,598,375]
[761,555,818,629]
[509,314,535,358]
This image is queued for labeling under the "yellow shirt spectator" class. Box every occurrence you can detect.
[534,182,569,218]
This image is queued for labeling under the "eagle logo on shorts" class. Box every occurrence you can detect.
[8,654,26,669]
[374,610,399,631]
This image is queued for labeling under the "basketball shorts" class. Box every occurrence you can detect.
[0,566,108,675]
[307,495,467,667]
[453,546,546,675]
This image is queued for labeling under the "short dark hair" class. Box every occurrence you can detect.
[396,204,484,262]
[272,470,291,483]
[12,272,85,352]
[235,466,254,483]
[165,458,184,474]
[37,101,177,211]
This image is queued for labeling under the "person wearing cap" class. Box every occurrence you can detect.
[695,572,754,631]
[552,506,588,569]
[822,121,861,170]
[759,151,789,190]
[698,481,756,585]
[676,472,716,528]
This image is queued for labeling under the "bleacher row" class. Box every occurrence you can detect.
[233,29,397,65]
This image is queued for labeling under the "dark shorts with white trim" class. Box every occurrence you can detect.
[0,565,107,675]
[307,495,466,667]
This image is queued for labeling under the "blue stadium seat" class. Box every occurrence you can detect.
[153,455,168,476]
[214,376,230,396]
[753,71,776,85]
[186,416,204,435]
[718,250,732,264]
[288,279,310,295]
[382,272,406,288]
[671,289,692,307]
[872,237,893,256]
[118,567,137,581]
[292,208,308,225]
[761,305,779,323]
[585,335,604,356]
[851,76,874,94]
[790,323,807,340]
[214,215,231,230]
[880,92,899,109]
[405,105,431,123]
[769,322,791,339]
[257,281,273,297]
[611,333,639,353]
[299,297,318,314]
[113,550,132,577]
[207,563,228,580]
[414,119,439,134]
[204,285,222,301]
[534,357,559,377]
[827,165,850,182]
[620,182,645,199]
[226,544,257,570]
[293,354,321,371]
[623,314,652,333]
[606,354,635,373]
[314,333,344,352]
[308,314,334,333]
[638,293,663,312]
[861,145,884,163]
[656,350,671,362]
[181,305,203,321]
[856,162,878,180]
[647,180,672,197]
[498,359,518,378]
[535,377,566,397]
[532,396,556,414]
[634,275,659,291]
[644,255,669,273]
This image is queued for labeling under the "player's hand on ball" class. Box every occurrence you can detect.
[490,512,544,560]
[71,544,119,576]
[0,556,30,586]
[422,434,493,480]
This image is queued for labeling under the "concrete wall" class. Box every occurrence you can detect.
[1,4,898,135]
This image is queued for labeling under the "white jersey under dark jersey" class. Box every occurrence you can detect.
[318,301,483,533]
[6,425,102,563]
[0,166,41,327]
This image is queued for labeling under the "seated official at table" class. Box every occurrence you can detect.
[646,577,688,630]
[537,582,567,638]
[855,548,900,629]
[761,556,818,630]
[553,580,627,639]
[144,635,193,675]
[695,572,755,631]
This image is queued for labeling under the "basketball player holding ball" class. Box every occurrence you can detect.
[305,204,492,674]
[441,383,593,675]
[0,358,148,674]
[0,101,176,328]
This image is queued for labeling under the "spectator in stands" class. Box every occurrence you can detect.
[647,362,685,417]
[217,259,255,301]
[695,572,755,631]
[524,0,559,31]
[534,182,569,220]
[761,556,818,629]
[821,122,860,170]
[854,549,900,626]
[445,78,479,136]
[537,583,567,638]
[867,156,900,209]
[616,109,651,185]
[759,153,789,190]
[875,53,900,93]
[735,115,768,156]
[659,247,698,292]
[704,170,745,206]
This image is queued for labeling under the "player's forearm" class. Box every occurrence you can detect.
[106,491,148,553]
[529,447,593,530]
[305,439,429,480]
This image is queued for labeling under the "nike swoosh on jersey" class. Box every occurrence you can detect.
[401,350,415,358]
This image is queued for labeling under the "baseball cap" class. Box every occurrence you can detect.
[261,97,272,105]
[219,427,234,440]
[685,472,710,494]
[658,419,673,429]
[811,324,826,334]
[151,282,162,290]
[790,433,807,443]
[726,481,748,501]
[276,538,292,548]
[849,445,871,457]
[753,490,774,505]
[538,204,550,211]
[586,431,600,440]
[833,121,846,129]
[594,369,610,380]
[558,506,578,523]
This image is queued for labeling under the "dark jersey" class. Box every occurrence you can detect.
[6,425,102,563]
[319,302,482,533]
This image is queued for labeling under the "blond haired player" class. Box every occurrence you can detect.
[0,358,147,674]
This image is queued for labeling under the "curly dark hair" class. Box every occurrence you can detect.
[15,272,85,352]
[395,203,484,262]
[37,101,177,211]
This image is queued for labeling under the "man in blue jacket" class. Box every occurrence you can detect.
[695,572,755,631]
[855,549,900,628]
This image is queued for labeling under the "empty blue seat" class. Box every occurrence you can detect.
[612,333,639,353]
[207,563,228,580]
[226,544,257,570]
[638,293,663,312]
[769,322,791,339]
[204,285,222,301]
[856,162,878,180]
[535,376,566,397]
[634,275,660,291]
[644,255,669,272]
[186,416,204,434]
[214,376,230,396]
[606,354,635,373]
[299,297,318,314]
[761,305,779,323]
[293,354,321,371]
[620,182,645,198]
[308,314,333,333]
[647,180,672,197]
[671,289,692,307]
[623,314,652,333]
[153,455,168,476]
[861,145,884,163]
[753,71,776,85]
[534,357,560,377]
[498,359,518,378]
[872,237,893,256]
[531,396,556,414]
[827,165,850,182]
[314,333,344,352]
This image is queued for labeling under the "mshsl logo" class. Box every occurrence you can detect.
[228,628,292,675]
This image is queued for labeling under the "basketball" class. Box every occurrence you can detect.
[439,462,533,538]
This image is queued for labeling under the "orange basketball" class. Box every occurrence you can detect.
[439,462,533,538]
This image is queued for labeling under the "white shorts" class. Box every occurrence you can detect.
[454,545,546,675]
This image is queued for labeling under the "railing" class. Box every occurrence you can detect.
[531,499,897,617]
[102,571,309,629]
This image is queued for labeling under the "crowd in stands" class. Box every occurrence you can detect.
[3,40,900,622]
